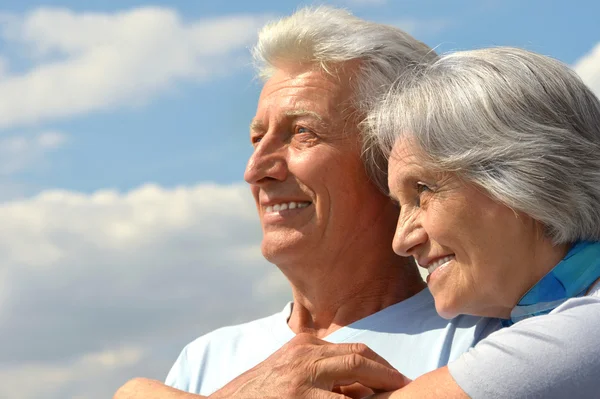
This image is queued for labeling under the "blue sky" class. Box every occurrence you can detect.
[0,1,598,398]
[0,0,597,197]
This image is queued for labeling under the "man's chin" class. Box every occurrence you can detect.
[261,238,310,266]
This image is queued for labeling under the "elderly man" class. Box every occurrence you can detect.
[115,6,498,399]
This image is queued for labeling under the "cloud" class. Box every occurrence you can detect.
[0,7,271,129]
[574,42,600,96]
[0,346,144,399]
[0,131,67,175]
[0,182,290,399]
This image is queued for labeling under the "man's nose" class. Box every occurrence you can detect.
[244,135,288,185]
[392,210,427,257]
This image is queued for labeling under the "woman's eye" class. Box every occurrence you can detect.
[416,182,430,194]
[415,182,431,207]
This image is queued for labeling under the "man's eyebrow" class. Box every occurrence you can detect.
[250,110,325,133]
[284,109,324,121]
[249,119,266,133]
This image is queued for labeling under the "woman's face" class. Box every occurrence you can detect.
[387,139,567,319]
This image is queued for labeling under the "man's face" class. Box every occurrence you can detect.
[244,66,396,267]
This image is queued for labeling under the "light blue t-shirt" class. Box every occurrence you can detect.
[165,288,500,395]
[448,281,600,399]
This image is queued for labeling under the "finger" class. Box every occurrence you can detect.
[315,354,411,391]
[286,337,394,371]
[369,392,395,399]
[317,342,397,369]
[289,336,395,372]
[307,388,352,399]
[334,382,375,399]
[290,333,331,346]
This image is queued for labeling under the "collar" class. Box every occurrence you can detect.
[504,241,600,326]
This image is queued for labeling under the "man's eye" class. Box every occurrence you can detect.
[295,126,311,134]
[251,136,262,146]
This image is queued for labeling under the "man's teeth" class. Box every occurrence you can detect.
[427,256,454,274]
[265,202,310,213]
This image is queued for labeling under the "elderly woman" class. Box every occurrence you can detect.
[368,47,600,398]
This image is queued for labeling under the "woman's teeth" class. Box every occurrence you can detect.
[427,256,454,275]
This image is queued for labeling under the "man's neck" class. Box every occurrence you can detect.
[285,255,426,338]
[273,197,427,337]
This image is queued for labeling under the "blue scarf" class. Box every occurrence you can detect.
[504,241,600,326]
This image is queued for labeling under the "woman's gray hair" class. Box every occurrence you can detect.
[252,6,437,193]
[369,46,600,244]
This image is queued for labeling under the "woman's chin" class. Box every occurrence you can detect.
[433,299,462,320]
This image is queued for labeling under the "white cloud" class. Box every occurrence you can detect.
[574,42,600,96]
[0,7,271,129]
[36,131,66,148]
[0,131,67,175]
[0,182,290,399]
[0,346,144,399]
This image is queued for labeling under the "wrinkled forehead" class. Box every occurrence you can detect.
[387,140,427,182]
[260,68,351,109]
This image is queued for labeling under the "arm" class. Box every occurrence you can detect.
[371,367,467,399]
[114,378,207,399]
[114,334,410,399]
[377,292,600,398]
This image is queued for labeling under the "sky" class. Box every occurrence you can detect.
[0,0,598,398]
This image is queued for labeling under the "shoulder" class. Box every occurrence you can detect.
[365,288,499,341]
[348,288,501,372]
[469,285,600,351]
[383,288,497,328]
[409,289,501,345]
[165,305,293,393]
[449,294,600,398]
[185,304,292,358]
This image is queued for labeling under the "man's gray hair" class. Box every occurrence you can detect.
[369,46,600,244]
[252,6,437,193]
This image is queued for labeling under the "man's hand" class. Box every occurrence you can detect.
[113,334,409,399]
[209,333,410,399]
